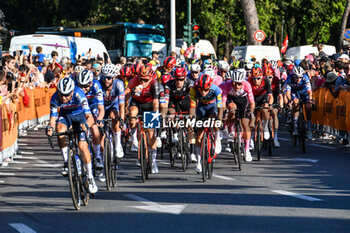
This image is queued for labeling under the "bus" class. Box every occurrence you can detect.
[37,22,168,63]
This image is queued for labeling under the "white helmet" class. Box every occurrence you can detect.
[218,60,229,71]
[191,63,201,72]
[293,66,304,77]
[270,60,278,69]
[77,70,94,86]
[74,65,84,73]
[204,68,216,79]
[231,69,246,83]
[57,77,75,95]
[245,61,254,70]
[101,63,118,77]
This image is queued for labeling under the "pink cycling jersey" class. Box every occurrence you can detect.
[219,80,255,105]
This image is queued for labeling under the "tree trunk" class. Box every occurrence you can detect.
[241,0,260,45]
[339,0,350,51]
[212,37,218,55]
[225,40,230,59]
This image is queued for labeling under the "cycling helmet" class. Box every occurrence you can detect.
[139,65,153,79]
[120,66,132,77]
[74,65,84,73]
[197,74,213,89]
[163,56,176,68]
[294,59,302,67]
[77,70,94,86]
[264,67,274,77]
[270,60,278,69]
[293,66,304,77]
[101,63,118,77]
[57,77,75,95]
[288,64,294,71]
[191,63,201,72]
[245,61,254,70]
[131,63,144,75]
[149,68,157,79]
[277,60,283,67]
[115,64,122,74]
[251,67,262,77]
[174,67,187,79]
[231,69,246,83]
[218,60,229,71]
[93,63,101,71]
[161,74,173,85]
[204,67,216,79]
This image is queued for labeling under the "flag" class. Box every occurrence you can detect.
[281,35,288,53]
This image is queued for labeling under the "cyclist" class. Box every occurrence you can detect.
[76,70,105,169]
[217,60,230,80]
[46,77,98,194]
[285,66,313,139]
[119,66,133,88]
[100,64,126,159]
[264,67,283,147]
[125,66,161,173]
[92,63,102,80]
[190,74,224,173]
[156,56,176,81]
[247,67,274,140]
[187,63,202,82]
[220,69,255,161]
[164,67,196,162]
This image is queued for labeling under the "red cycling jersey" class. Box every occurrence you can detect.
[247,77,273,96]
[126,77,160,104]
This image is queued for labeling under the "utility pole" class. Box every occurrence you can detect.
[187,0,192,45]
[170,0,176,53]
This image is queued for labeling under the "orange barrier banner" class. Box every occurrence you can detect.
[1,87,55,154]
[335,91,347,131]
[1,101,18,151]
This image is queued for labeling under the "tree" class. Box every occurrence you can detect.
[241,0,260,45]
[339,0,350,50]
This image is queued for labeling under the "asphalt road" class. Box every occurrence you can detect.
[0,126,350,233]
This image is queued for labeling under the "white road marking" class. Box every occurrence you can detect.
[18,143,28,146]
[18,151,34,155]
[293,158,319,163]
[213,174,236,181]
[271,190,323,202]
[307,144,335,150]
[32,164,62,168]
[9,223,37,233]
[279,137,335,149]
[0,180,4,183]
[124,194,186,215]
[0,172,15,176]
[9,161,29,164]
[160,161,171,165]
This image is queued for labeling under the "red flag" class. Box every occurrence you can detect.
[281,35,288,53]
[184,45,194,58]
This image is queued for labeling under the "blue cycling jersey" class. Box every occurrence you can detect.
[100,78,125,111]
[83,79,104,109]
[285,74,311,92]
[50,87,91,117]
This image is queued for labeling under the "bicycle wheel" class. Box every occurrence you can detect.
[68,149,81,210]
[207,135,214,179]
[103,137,112,191]
[256,121,262,161]
[299,112,306,153]
[111,140,117,188]
[268,120,273,156]
[139,133,147,182]
[80,174,89,206]
[201,132,208,182]
[178,129,186,172]
[236,124,242,171]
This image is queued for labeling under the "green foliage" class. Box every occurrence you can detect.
[2,0,348,57]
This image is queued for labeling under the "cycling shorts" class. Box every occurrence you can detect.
[291,89,309,102]
[130,99,153,116]
[196,103,218,120]
[57,114,87,141]
[227,95,251,119]
[169,97,191,113]
[254,93,269,106]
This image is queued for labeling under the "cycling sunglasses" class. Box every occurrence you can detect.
[175,78,185,81]
[233,82,243,86]
[199,87,210,91]
[294,76,303,79]
[79,83,91,89]
[59,92,72,97]
[253,77,261,80]
[139,78,150,82]
[192,71,199,74]
[102,76,113,80]
[266,75,273,79]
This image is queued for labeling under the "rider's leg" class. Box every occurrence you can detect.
[56,123,68,163]
[242,118,253,161]
[262,104,270,139]
[91,124,102,160]
[147,128,158,173]
[129,106,139,151]
[111,110,124,158]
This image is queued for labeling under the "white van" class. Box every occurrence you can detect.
[231,45,281,62]
[9,34,110,62]
[285,45,336,60]
[175,39,217,60]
